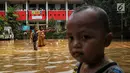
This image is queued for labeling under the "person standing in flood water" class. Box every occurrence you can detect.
[31,27,38,50]
[41,28,45,46]
[38,28,45,47]
[66,5,123,73]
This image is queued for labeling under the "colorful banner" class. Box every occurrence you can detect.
[32,16,42,19]
[32,10,42,19]
[32,10,42,15]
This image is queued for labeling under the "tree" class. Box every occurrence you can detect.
[0,15,8,33]
[0,5,23,39]
[0,17,4,31]
[83,0,130,39]
[48,18,56,28]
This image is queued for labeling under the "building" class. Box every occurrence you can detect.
[0,0,83,29]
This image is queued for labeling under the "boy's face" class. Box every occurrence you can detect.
[66,9,109,64]
[34,28,38,31]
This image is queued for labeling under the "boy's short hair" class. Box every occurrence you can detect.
[73,4,111,33]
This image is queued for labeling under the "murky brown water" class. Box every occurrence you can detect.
[0,40,130,73]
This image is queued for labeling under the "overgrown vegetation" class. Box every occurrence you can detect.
[46,18,66,39]
[83,0,130,39]
[0,5,24,39]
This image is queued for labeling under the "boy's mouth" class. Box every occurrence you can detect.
[73,52,84,57]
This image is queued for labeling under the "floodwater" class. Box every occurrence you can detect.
[0,39,130,73]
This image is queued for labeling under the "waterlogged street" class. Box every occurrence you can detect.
[0,40,75,73]
[0,40,130,73]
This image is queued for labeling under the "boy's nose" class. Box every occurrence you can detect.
[73,40,81,49]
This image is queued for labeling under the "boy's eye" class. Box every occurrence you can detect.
[68,36,74,41]
[82,35,90,40]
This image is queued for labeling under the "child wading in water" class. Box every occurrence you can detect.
[66,5,123,73]
[31,27,38,50]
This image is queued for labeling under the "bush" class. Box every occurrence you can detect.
[45,31,55,39]
[14,30,24,39]
[45,30,66,39]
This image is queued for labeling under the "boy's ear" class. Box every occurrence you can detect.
[104,32,113,47]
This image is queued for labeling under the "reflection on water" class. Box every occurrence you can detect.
[0,40,130,73]
[0,40,75,73]
[105,41,130,73]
